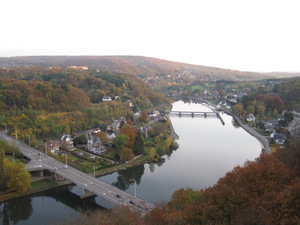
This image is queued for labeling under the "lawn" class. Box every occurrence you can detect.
[31,179,56,189]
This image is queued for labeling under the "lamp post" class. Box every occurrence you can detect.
[94,163,95,178]
[65,153,68,168]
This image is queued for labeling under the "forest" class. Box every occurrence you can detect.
[0,67,168,140]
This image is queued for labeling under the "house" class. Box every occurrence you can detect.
[246,114,256,122]
[60,134,74,150]
[274,133,286,145]
[47,140,60,154]
[148,110,160,119]
[133,111,141,122]
[107,132,116,140]
[102,96,112,102]
[265,120,278,132]
[139,126,152,138]
[87,131,107,154]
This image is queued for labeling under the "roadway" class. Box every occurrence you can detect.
[0,131,154,215]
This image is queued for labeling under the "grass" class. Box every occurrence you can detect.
[31,179,56,189]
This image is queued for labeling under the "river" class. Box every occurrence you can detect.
[0,100,261,224]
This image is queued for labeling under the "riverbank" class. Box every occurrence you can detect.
[222,109,270,153]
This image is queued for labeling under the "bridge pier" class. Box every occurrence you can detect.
[38,170,44,178]
[204,112,207,118]
[81,188,96,199]
[192,112,194,118]
[179,112,182,117]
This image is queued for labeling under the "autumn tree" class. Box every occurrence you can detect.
[5,160,31,194]
[121,124,137,149]
[139,110,148,123]
[96,131,109,145]
[233,103,244,116]
[121,148,135,161]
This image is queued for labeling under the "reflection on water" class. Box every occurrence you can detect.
[113,164,145,190]
[0,185,103,225]
[99,101,261,204]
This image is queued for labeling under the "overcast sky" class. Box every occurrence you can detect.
[1,0,300,72]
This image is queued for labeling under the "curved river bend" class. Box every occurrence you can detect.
[1,101,261,224]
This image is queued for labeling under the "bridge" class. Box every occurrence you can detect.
[0,131,154,216]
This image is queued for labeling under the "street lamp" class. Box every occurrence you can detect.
[94,163,95,178]
[65,152,68,168]
[130,179,136,197]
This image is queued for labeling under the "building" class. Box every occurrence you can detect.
[102,96,112,102]
[246,114,256,122]
[60,134,74,150]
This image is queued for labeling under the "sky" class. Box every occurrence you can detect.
[1,0,300,72]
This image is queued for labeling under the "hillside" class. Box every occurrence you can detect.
[0,55,273,81]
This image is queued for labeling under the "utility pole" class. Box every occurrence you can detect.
[94,163,95,178]
[28,135,30,147]
[65,152,68,168]
[45,142,47,156]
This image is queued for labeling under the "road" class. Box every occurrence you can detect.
[0,131,154,215]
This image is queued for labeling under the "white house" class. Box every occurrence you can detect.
[246,113,256,122]
[102,96,112,102]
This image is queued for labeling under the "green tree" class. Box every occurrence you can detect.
[134,133,145,155]
[247,105,255,114]
[112,134,128,153]
[73,134,87,145]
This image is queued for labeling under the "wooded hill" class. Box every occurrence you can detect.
[0,67,168,139]
[0,56,273,81]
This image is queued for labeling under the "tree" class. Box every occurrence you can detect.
[140,110,148,123]
[247,105,255,115]
[4,159,31,194]
[121,148,135,161]
[233,103,244,116]
[257,105,265,120]
[112,134,128,153]
[60,140,69,151]
[149,148,156,161]
[273,108,280,118]
[134,132,145,155]
[96,131,109,145]
[73,134,87,145]
[121,124,137,149]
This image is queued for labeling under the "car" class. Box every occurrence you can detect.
[116,194,122,199]
[54,167,57,170]
[129,200,134,204]
[63,165,68,169]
